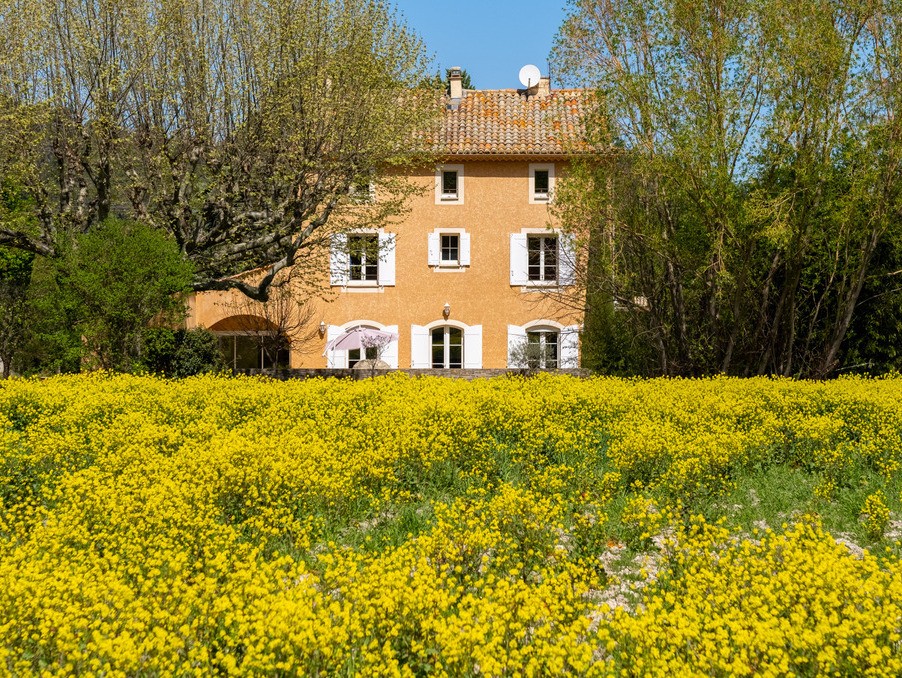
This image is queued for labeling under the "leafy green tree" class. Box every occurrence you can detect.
[0,179,38,377]
[424,68,475,92]
[0,247,32,377]
[28,219,194,372]
[554,0,902,377]
[143,328,226,377]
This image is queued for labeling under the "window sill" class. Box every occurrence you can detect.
[433,263,467,272]
[439,195,462,203]
[517,281,562,291]
[333,281,386,293]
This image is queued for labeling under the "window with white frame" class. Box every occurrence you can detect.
[529,163,555,203]
[510,230,575,287]
[428,228,471,268]
[411,323,481,368]
[347,345,377,366]
[442,171,458,197]
[348,175,374,203]
[330,232,396,287]
[526,329,559,368]
[527,234,558,282]
[440,234,459,265]
[348,234,379,281]
[508,323,579,368]
[431,326,464,369]
[326,322,399,368]
[435,164,464,204]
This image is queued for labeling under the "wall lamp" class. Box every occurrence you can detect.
[443,302,451,319]
[319,321,326,337]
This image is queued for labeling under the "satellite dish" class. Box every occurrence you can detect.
[518,64,541,89]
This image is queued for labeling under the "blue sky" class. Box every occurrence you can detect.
[389,0,570,90]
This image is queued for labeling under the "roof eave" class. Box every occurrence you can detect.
[438,151,589,162]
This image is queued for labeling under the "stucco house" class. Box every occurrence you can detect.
[187,68,593,371]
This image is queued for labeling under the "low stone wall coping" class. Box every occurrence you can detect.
[235,368,590,381]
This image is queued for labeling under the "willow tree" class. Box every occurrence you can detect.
[554,0,902,377]
[0,0,437,300]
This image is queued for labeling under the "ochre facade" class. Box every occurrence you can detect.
[188,159,581,369]
[188,80,591,370]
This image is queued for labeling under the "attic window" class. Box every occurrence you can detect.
[442,170,458,198]
[435,165,464,204]
[529,163,555,204]
[534,170,549,198]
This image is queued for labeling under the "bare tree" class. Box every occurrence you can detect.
[214,269,320,367]
[0,0,439,301]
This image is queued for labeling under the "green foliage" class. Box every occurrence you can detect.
[0,178,38,376]
[555,0,902,377]
[863,491,891,541]
[24,219,193,373]
[142,328,226,378]
[423,68,475,93]
[0,246,33,377]
[0,0,437,301]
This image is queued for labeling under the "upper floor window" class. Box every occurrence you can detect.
[441,234,459,265]
[330,232,396,287]
[528,235,558,282]
[529,163,555,204]
[348,234,379,281]
[534,171,549,197]
[435,164,464,204]
[510,230,575,287]
[442,171,458,198]
[349,175,374,204]
[428,228,471,269]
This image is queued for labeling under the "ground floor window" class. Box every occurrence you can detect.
[431,326,463,369]
[348,345,378,367]
[218,334,289,370]
[526,329,559,369]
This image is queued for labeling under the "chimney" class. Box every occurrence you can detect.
[537,75,551,98]
[449,66,463,102]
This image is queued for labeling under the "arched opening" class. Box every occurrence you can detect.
[345,323,379,368]
[431,325,464,369]
[524,326,559,369]
[210,316,290,370]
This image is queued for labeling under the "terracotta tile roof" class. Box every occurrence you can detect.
[433,89,595,157]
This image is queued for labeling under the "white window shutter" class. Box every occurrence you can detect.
[460,232,471,266]
[378,233,396,286]
[510,233,528,285]
[326,324,347,368]
[330,234,348,286]
[463,325,482,369]
[427,233,440,266]
[507,324,528,367]
[560,325,580,368]
[410,325,430,368]
[382,325,399,368]
[558,232,576,287]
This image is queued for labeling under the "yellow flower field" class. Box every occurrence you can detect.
[1,373,901,675]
